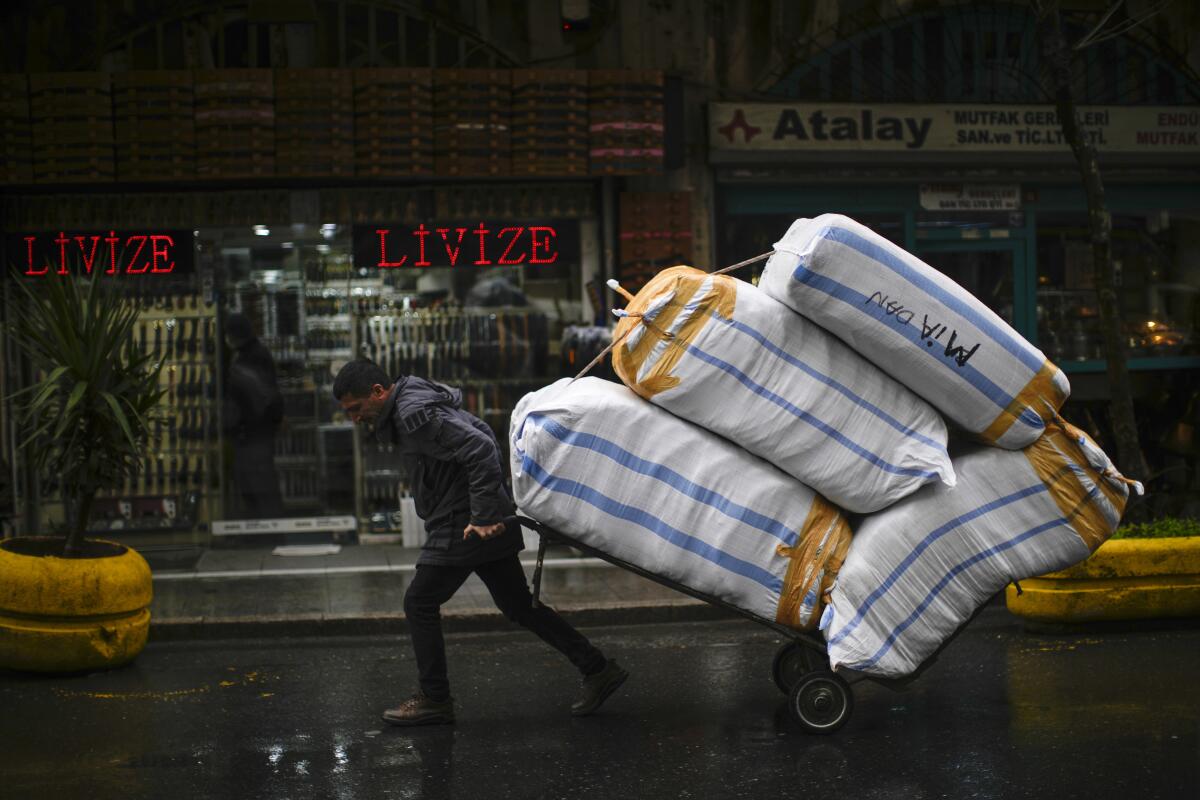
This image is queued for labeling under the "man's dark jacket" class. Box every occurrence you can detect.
[375,376,522,566]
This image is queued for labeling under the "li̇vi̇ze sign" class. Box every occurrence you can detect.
[8,230,196,277]
[352,221,579,270]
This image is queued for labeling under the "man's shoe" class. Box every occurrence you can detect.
[382,692,455,726]
[571,659,629,717]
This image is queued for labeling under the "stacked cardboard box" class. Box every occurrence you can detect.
[510,69,588,177]
[29,72,114,183]
[353,68,433,178]
[276,68,354,178]
[193,69,274,179]
[113,71,194,182]
[618,191,691,292]
[433,69,510,177]
[0,74,32,184]
[588,70,663,175]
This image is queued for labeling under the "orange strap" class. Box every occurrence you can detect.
[774,496,853,631]
[979,359,1068,444]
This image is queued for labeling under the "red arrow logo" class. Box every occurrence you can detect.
[718,108,761,143]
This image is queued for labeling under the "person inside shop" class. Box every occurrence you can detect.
[222,312,284,519]
[332,357,628,726]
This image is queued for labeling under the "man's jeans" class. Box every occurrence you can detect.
[403,553,607,700]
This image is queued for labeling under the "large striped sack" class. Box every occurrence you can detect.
[760,214,1070,450]
[511,377,852,631]
[822,417,1141,678]
[610,265,954,513]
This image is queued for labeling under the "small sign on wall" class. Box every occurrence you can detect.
[918,183,1021,212]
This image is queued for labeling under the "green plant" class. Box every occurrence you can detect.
[7,270,164,556]
[1111,516,1200,540]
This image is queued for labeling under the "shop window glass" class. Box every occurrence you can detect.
[435,29,460,68]
[1036,213,1198,364]
[892,31,913,101]
[376,8,400,65]
[345,3,370,65]
[923,18,945,100]
[405,17,430,66]
[960,32,975,97]
[224,19,250,67]
[861,34,883,102]
[199,215,589,530]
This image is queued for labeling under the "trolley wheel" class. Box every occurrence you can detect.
[771,641,821,694]
[788,671,853,735]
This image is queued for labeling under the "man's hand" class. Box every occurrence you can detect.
[463,521,506,540]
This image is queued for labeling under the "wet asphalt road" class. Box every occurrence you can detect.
[1,609,1197,800]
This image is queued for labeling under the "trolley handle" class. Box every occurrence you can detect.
[513,516,552,609]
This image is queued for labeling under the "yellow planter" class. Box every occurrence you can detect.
[0,538,153,673]
[1006,537,1200,623]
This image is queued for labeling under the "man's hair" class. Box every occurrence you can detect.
[333,358,391,400]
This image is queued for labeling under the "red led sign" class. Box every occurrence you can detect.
[353,222,577,270]
[13,230,195,277]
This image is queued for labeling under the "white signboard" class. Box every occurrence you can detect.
[919,183,1021,211]
[212,515,358,536]
[709,103,1200,155]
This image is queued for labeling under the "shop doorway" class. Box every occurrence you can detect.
[915,239,1029,336]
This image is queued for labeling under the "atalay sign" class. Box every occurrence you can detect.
[709,102,1200,157]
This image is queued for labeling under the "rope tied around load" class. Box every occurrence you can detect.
[569,250,774,382]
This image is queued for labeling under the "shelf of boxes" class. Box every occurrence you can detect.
[433,69,510,177]
[0,74,33,184]
[113,71,195,182]
[29,72,115,183]
[588,70,664,176]
[193,69,275,179]
[353,68,434,178]
[510,69,589,177]
[275,68,355,178]
[618,191,692,292]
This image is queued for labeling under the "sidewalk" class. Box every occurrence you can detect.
[147,537,730,641]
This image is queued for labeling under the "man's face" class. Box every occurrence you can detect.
[340,384,389,426]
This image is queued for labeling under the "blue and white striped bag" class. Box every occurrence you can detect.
[761,214,1070,450]
[611,266,954,513]
[822,418,1140,678]
[511,378,852,631]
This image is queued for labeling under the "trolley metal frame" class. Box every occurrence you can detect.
[517,515,985,734]
[519,515,860,733]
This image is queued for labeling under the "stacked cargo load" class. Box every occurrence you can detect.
[511,211,1140,698]
[353,68,433,178]
[511,378,851,632]
[113,71,194,182]
[761,214,1070,449]
[609,266,954,513]
[823,417,1141,678]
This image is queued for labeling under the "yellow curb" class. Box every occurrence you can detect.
[1007,537,1200,623]
[1038,537,1200,580]
[0,539,152,672]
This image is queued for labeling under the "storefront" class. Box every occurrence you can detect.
[1,180,609,555]
[0,59,675,558]
[710,100,1200,514]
